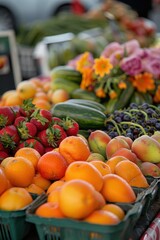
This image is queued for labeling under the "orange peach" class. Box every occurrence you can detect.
[115,136,133,148]
[88,130,111,158]
[112,148,140,165]
[90,160,111,176]
[140,162,160,177]
[101,174,136,203]
[106,156,128,173]
[114,160,149,188]
[132,135,160,163]
[106,137,130,159]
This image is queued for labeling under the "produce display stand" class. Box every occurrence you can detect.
[21,179,160,240]
[24,202,160,240]
[0,12,160,240]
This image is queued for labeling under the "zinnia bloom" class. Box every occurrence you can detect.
[130,72,155,93]
[95,87,106,98]
[109,90,117,99]
[153,86,160,103]
[118,81,127,89]
[67,55,82,68]
[80,67,94,90]
[76,52,94,73]
[93,57,113,78]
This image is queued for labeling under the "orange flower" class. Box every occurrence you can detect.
[153,85,160,103]
[109,90,117,99]
[130,72,155,93]
[95,87,106,98]
[93,56,113,78]
[80,67,94,90]
[118,81,127,89]
[76,52,93,73]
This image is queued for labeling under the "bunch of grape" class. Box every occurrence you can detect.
[105,103,160,140]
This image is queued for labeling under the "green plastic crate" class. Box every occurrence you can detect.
[0,209,31,240]
[26,194,143,240]
[0,193,38,240]
[141,178,160,214]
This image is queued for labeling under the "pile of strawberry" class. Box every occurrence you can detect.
[0,99,79,159]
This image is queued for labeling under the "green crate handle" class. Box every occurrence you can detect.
[143,178,160,199]
[124,202,143,221]
[26,193,47,214]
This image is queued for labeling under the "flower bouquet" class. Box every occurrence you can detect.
[68,39,160,113]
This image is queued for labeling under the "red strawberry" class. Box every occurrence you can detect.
[0,142,10,153]
[0,142,10,156]
[11,106,22,118]
[17,138,45,155]
[37,128,57,147]
[14,116,26,127]
[44,147,54,153]
[62,117,79,136]
[52,124,67,146]
[0,142,5,151]
[0,125,20,149]
[0,151,9,162]
[17,121,37,140]
[37,129,52,147]
[19,98,36,117]
[30,109,52,131]
[52,117,63,125]
[0,106,15,128]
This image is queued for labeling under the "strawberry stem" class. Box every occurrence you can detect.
[0,133,16,149]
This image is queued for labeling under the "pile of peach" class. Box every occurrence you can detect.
[1,131,159,226]
[0,77,69,110]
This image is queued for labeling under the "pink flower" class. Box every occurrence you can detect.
[143,57,160,79]
[147,48,160,59]
[131,49,148,59]
[67,54,82,68]
[122,40,140,56]
[101,42,122,58]
[109,49,124,66]
[120,56,143,76]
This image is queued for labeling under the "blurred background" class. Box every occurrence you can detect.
[0,0,160,80]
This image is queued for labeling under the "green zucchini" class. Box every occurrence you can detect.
[51,78,79,94]
[78,129,92,139]
[104,98,119,114]
[50,66,82,84]
[113,81,134,110]
[65,99,106,113]
[71,88,101,102]
[130,92,153,105]
[51,102,106,130]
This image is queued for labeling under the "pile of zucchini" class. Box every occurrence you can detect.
[51,99,106,130]
[51,65,101,102]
